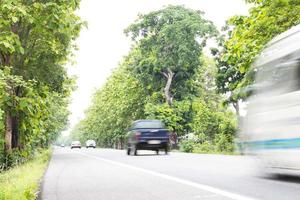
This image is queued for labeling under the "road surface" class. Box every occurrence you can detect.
[40,148,300,200]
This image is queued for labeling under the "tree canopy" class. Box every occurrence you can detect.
[125,5,217,105]
[71,63,147,148]
[0,0,83,169]
[214,0,300,114]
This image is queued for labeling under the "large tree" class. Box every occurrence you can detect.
[125,5,217,106]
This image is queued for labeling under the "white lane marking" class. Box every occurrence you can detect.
[76,151,257,200]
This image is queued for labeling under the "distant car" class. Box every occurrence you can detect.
[71,141,81,149]
[86,140,96,148]
[126,120,169,156]
[60,144,65,147]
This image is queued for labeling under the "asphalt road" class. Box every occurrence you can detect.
[40,148,300,200]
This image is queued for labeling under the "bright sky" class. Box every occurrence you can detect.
[65,0,249,135]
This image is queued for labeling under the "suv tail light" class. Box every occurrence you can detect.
[135,132,141,140]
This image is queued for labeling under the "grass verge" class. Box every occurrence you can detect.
[0,149,51,200]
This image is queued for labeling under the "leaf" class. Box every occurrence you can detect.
[11,16,18,23]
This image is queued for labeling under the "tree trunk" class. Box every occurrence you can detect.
[12,116,19,149]
[162,68,174,106]
[12,86,21,149]
[3,23,20,153]
[4,112,13,154]
[3,54,13,153]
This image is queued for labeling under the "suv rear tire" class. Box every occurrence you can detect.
[133,147,138,156]
[165,148,168,155]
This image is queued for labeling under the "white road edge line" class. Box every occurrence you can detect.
[76,151,257,200]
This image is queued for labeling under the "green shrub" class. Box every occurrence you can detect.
[214,133,234,153]
[189,100,237,154]
[145,102,186,133]
[179,140,196,153]
[193,141,215,154]
[0,148,38,171]
[190,101,220,141]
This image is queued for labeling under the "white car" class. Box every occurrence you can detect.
[86,140,96,148]
[71,141,81,149]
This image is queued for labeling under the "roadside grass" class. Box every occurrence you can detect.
[0,149,51,200]
[192,149,240,155]
[174,149,239,155]
[177,140,241,155]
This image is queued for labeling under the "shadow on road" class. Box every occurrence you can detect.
[264,174,300,184]
[134,153,169,156]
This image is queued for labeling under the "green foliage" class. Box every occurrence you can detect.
[0,0,82,169]
[24,185,36,200]
[145,100,191,134]
[179,101,237,154]
[0,68,71,169]
[125,5,217,103]
[72,5,237,154]
[193,141,214,154]
[180,134,235,154]
[190,101,219,140]
[73,54,238,152]
[0,149,51,200]
[215,0,300,105]
[71,64,147,147]
[179,140,196,153]
[0,0,83,92]
[214,133,234,153]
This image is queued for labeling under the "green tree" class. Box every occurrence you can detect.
[211,26,244,115]
[125,5,217,105]
[215,0,300,108]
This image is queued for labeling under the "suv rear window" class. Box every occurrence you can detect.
[132,121,165,129]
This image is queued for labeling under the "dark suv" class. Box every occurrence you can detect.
[126,120,169,156]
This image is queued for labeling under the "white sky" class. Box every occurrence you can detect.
[64,0,249,135]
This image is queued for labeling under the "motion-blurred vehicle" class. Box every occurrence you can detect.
[240,24,300,175]
[126,120,169,156]
[86,140,96,148]
[71,141,81,149]
[60,144,65,147]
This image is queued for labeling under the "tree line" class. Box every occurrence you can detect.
[0,0,83,169]
[72,1,300,153]
[71,5,235,153]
